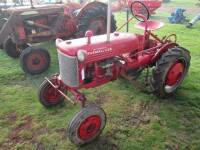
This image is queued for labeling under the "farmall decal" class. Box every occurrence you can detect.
[87,47,112,55]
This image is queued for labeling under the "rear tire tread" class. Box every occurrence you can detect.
[151,47,190,97]
[76,5,116,37]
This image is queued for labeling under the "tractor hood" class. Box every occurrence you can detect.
[56,32,140,63]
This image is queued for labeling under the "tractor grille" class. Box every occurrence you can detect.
[58,51,79,87]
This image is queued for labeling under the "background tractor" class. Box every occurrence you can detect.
[0,0,117,74]
[38,0,190,146]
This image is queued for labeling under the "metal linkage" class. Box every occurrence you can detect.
[44,77,76,105]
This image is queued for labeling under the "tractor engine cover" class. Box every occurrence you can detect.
[56,32,140,62]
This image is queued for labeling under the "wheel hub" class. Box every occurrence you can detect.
[43,79,63,103]
[78,115,101,140]
[166,61,184,86]
[27,52,45,70]
[32,58,40,65]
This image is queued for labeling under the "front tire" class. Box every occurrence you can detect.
[152,47,190,97]
[20,46,50,75]
[67,104,106,146]
[39,76,65,107]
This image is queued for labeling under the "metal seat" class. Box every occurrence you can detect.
[135,20,164,31]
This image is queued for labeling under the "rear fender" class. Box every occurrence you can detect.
[151,42,179,62]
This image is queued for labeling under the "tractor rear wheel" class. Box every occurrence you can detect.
[20,46,50,75]
[3,38,21,58]
[39,75,65,107]
[67,104,106,146]
[151,47,190,97]
[76,6,116,37]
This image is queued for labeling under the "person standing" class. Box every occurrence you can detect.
[186,13,200,28]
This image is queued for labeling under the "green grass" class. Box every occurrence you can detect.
[0,0,200,149]
[162,0,198,7]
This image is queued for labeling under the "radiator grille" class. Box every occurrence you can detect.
[58,51,79,87]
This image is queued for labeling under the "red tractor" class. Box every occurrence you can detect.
[0,1,116,74]
[38,1,190,146]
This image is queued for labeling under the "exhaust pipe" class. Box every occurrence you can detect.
[106,0,111,42]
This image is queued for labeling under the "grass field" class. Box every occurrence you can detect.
[0,0,200,149]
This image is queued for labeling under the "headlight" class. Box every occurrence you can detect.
[77,50,87,62]
[55,38,63,47]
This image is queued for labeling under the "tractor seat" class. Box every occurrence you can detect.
[135,20,164,31]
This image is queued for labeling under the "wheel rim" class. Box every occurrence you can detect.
[89,17,106,35]
[165,61,185,93]
[43,80,63,103]
[78,115,101,140]
[26,52,46,71]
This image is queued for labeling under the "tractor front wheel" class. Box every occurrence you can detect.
[152,47,190,97]
[67,104,106,146]
[20,46,50,75]
[39,76,65,107]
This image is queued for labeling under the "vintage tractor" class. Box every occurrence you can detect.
[0,1,116,74]
[38,1,190,146]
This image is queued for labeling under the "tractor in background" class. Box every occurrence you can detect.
[0,1,116,74]
[38,1,190,146]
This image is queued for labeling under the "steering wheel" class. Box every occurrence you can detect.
[130,1,150,22]
[164,34,177,43]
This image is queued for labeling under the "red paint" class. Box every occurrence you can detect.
[16,25,26,40]
[85,30,93,44]
[112,0,162,14]
[166,61,184,86]
[48,1,188,108]
[151,42,179,62]
[26,52,46,71]
[128,0,162,14]
[78,115,101,140]
[125,54,153,69]
[55,18,76,38]
[55,18,169,103]
[56,33,140,62]
[43,79,63,103]
[135,20,164,31]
